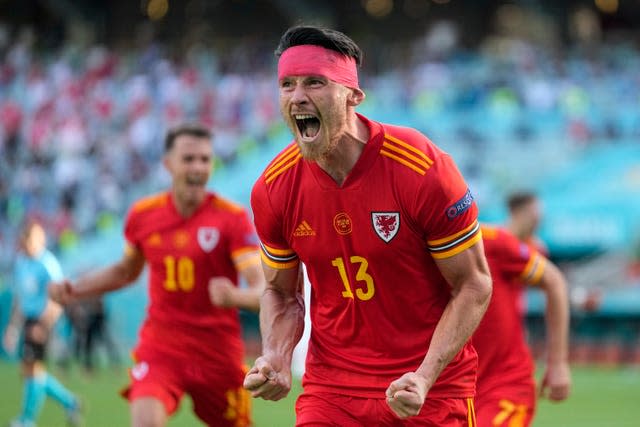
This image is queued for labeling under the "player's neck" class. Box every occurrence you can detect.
[316,117,369,186]
[172,192,206,218]
[507,221,527,240]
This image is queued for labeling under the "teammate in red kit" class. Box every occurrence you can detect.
[243,26,492,426]
[505,192,548,256]
[473,225,571,427]
[49,123,265,427]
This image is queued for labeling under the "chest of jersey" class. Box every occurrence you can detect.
[281,167,445,311]
[284,166,427,263]
[136,210,234,297]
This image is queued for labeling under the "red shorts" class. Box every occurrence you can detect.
[295,391,476,426]
[121,351,251,427]
[475,389,536,427]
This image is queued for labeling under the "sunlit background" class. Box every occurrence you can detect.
[0,0,639,421]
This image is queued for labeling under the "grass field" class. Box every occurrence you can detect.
[0,360,638,426]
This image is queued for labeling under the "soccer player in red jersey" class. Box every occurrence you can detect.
[473,225,571,427]
[243,26,493,426]
[49,123,265,427]
[505,192,549,256]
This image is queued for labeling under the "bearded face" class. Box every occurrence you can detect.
[279,76,352,161]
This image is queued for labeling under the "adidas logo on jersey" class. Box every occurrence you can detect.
[293,221,316,237]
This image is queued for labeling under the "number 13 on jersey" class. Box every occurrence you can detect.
[331,256,375,301]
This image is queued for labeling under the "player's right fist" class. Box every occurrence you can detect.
[48,279,75,305]
[243,356,291,401]
[385,371,429,419]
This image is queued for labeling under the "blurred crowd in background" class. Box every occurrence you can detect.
[1,0,640,363]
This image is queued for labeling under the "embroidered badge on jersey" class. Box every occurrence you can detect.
[446,188,474,220]
[131,361,149,380]
[333,213,353,235]
[198,227,220,252]
[173,230,190,248]
[145,232,162,247]
[372,212,400,243]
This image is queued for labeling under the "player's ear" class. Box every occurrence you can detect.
[162,154,172,172]
[347,88,365,107]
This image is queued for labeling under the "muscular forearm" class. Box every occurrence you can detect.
[416,277,491,388]
[542,267,570,364]
[259,287,305,369]
[71,263,137,299]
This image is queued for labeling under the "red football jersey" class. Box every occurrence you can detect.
[473,225,546,397]
[251,114,482,398]
[124,191,259,366]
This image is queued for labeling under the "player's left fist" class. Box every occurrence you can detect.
[541,361,571,401]
[208,277,235,307]
[385,372,429,419]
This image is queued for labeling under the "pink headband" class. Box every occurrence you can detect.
[277,45,359,89]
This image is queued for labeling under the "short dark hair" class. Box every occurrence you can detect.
[164,123,212,153]
[507,192,538,213]
[275,25,363,67]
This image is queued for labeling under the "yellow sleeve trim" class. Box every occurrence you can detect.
[261,243,296,257]
[431,231,482,259]
[428,220,479,246]
[522,255,546,285]
[235,256,261,271]
[260,251,299,269]
[231,246,259,260]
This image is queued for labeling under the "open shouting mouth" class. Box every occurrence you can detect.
[294,114,321,141]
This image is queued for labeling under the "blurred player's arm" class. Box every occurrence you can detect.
[49,244,145,304]
[209,249,266,311]
[386,242,492,418]
[243,263,304,401]
[2,296,23,354]
[535,258,571,401]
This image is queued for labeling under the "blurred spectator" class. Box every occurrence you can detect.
[0,20,639,286]
[65,296,120,373]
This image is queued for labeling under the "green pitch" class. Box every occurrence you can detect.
[0,361,637,426]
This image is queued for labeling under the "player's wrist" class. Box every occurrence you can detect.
[546,357,569,368]
[413,368,436,390]
[66,280,79,297]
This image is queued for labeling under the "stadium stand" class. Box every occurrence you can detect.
[1,2,639,365]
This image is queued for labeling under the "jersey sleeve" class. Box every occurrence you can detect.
[228,208,261,265]
[250,179,299,269]
[416,153,481,259]
[499,231,547,285]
